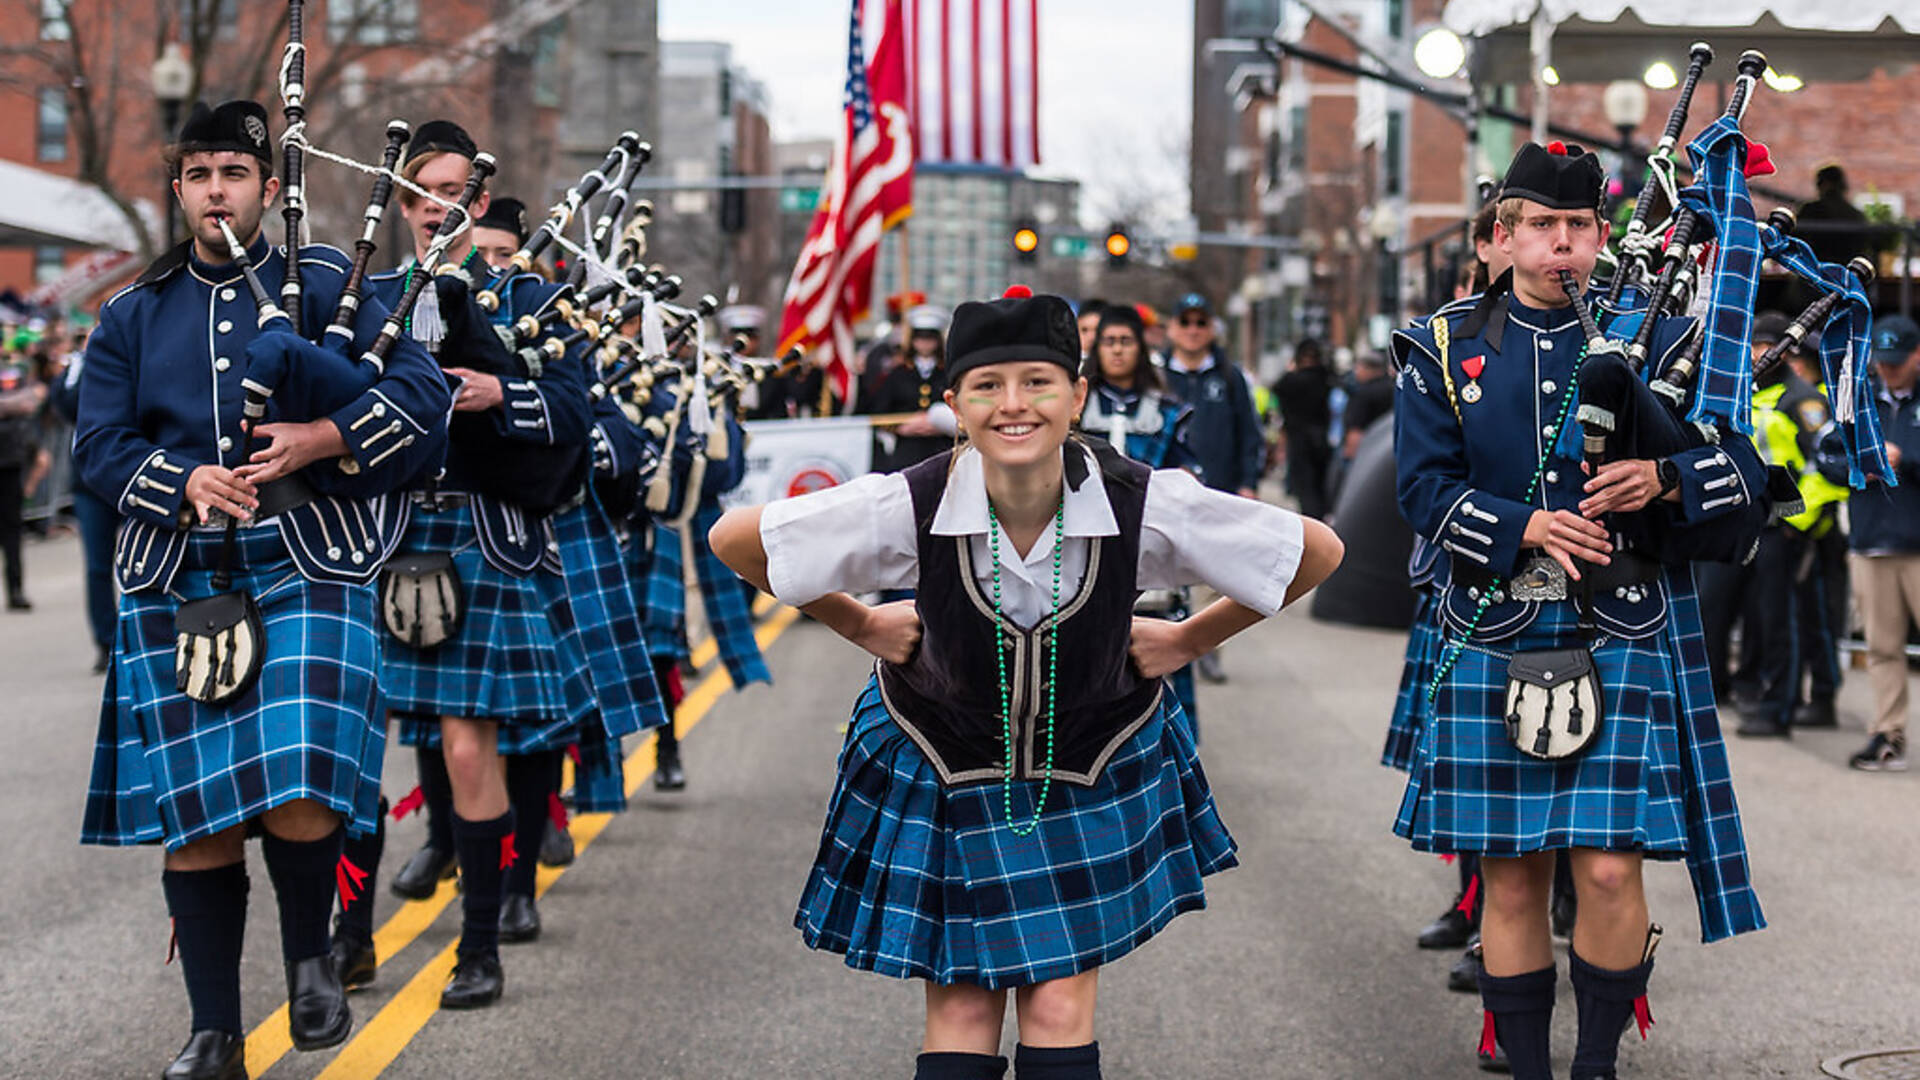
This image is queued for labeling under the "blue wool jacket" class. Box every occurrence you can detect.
[1817,383,1920,555]
[1159,346,1264,492]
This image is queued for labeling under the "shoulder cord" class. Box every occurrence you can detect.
[1434,317,1462,424]
[1425,341,1590,701]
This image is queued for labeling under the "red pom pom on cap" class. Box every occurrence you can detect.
[1546,140,1567,156]
[1744,140,1776,179]
[1002,284,1033,299]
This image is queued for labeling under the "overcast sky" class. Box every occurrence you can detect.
[656,0,1194,225]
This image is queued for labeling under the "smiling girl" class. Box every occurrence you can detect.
[711,289,1342,1079]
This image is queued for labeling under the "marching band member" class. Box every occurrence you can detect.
[711,288,1342,1080]
[76,99,448,1079]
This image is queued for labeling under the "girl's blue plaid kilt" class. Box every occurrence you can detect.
[1381,592,1439,773]
[797,674,1236,989]
[537,502,667,742]
[379,506,572,731]
[82,524,385,850]
[1394,599,1690,859]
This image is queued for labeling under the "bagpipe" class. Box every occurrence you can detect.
[1575,42,1891,505]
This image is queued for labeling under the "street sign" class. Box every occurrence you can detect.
[1050,235,1088,258]
[780,187,822,214]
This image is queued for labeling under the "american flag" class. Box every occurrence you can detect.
[776,0,915,405]
[908,0,1040,169]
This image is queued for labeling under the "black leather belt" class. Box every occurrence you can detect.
[1453,548,1661,600]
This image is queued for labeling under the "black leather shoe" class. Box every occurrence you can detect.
[653,753,686,792]
[286,955,351,1050]
[1794,699,1838,728]
[1447,938,1481,993]
[441,953,505,1009]
[539,820,575,867]
[500,893,542,944]
[6,595,31,611]
[390,844,456,900]
[329,932,376,991]
[1417,906,1473,949]
[1736,715,1792,738]
[163,1030,246,1080]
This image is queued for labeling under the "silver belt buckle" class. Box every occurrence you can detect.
[1509,556,1568,602]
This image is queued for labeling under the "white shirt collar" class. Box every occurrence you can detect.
[930,444,1119,538]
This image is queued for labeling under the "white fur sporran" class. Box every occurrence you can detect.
[1503,648,1604,760]
[379,552,465,650]
[174,590,267,706]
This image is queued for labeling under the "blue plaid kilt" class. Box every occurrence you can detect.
[796,674,1237,989]
[1381,592,1440,773]
[571,727,630,814]
[637,521,690,663]
[82,524,385,850]
[538,501,667,741]
[379,506,573,732]
[1394,600,1691,859]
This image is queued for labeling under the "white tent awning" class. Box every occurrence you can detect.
[0,158,157,251]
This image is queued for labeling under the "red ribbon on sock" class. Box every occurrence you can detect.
[547,792,570,832]
[1478,1011,1498,1058]
[1438,853,1457,865]
[166,920,177,966]
[336,855,369,908]
[499,834,518,871]
[566,743,583,767]
[1456,873,1481,915]
[1634,995,1655,1040]
[390,785,426,821]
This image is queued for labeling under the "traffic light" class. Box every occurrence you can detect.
[1104,224,1131,268]
[1012,219,1040,264]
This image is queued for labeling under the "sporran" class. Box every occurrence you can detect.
[1503,647,1604,760]
[379,551,465,649]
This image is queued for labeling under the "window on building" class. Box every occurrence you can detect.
[1383,110,1405,197]
[719,69,733,119]
[34,246,65,286]
[1386,0,1406,39]
[1286,104,1308,174]
[328,0,418,46]
[40,0,70,41]
[37,87,68,163]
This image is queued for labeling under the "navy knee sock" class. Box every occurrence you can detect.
[1480,965,1556,1080]
[1570,949,1654,1080]
[452,810,513,959]
[913,1051,1009,1080]
[335,799,385,945]
[262,826,344,965]
[1013,1042,1101,1080]
[504,752,557,898]
[162,863,249,1035]
[417,745,455,853]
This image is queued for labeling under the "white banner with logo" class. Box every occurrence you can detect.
[722,417,874,507]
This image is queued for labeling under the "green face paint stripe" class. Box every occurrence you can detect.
[965,395,996,407]
[1030,392,1061,403]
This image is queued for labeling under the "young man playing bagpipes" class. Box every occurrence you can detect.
[74,99,450,1080]
[1390,141,1775,1079]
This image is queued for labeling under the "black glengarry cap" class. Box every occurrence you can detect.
[474,196,528,244]
[1500,141,1605,211]
[406,119,478,166]
[175,100,272,163]
[946,286,1081,384]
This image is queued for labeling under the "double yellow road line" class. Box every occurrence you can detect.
[243,603,798,1078]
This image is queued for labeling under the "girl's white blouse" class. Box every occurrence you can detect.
[760,446,1305,629]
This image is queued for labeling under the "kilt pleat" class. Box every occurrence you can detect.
[638,521,690,662]
[83,525,385,849]
[797,674,1236,989]
[540,502,667,741]
[1394,600,1690,858]
[571,728,629,814]
[1381,592,1439,773]
[379,507,572,728]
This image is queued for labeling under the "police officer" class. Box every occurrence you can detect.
[1393,141,1769,1080]
[76,99,448,1080]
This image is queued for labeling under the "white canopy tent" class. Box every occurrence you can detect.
[1442,1,1920,85]
[0,158,157,252]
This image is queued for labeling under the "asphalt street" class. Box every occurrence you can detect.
[4,531,1917,1079]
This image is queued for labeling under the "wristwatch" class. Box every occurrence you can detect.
[1656,457,1680,497]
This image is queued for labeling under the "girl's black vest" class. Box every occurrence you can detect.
[878,445,1163,787]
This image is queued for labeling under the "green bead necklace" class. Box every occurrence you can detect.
[988,495,1065,836]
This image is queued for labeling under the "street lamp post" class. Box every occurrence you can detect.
[150,43,192,251]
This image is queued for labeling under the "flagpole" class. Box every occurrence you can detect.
[897,224,913,350]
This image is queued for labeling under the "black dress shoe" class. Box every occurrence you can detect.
[1447,938,1481,993]
[6,595,30,611]
[539,820,575,867]
[1736,715,1792,738]
[1794,699,1838,728]
[286,955,352,1050]
[441,953,505,1009]
[1417,905,1473,949]
[163,1030,247,1080]
[329,932,377,991]
[500,893,542,943]
[390,844,456,900]
[653,753,686,792]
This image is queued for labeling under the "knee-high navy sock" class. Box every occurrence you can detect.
[914,1051,1009,1080]
[335,799,385,945]
[1480,965,1556,1080]
[1013,1042,1100,1080]
[1570,949,1654,1080]
[262,826,344,965]
[452,810,513,959]
[417,745,455,853]
[162,863,249,1035]
[504,752,556,898]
